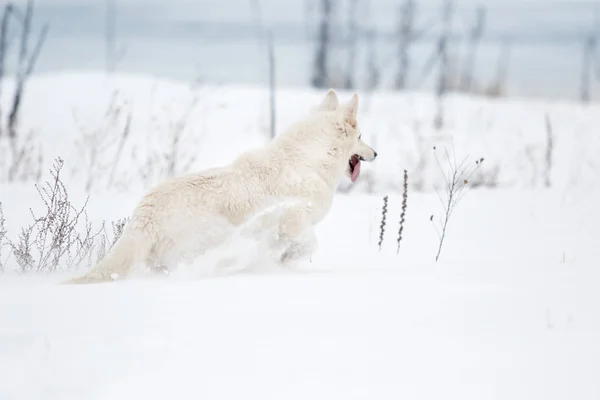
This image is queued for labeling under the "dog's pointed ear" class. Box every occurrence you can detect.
[341,93,359,125]
[318,89,339,111]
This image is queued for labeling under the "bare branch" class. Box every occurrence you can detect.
[6,0,49,139]
[0,4,14,138]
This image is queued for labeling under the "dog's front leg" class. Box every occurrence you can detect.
[277,206,317,267]
[280,228,317,265]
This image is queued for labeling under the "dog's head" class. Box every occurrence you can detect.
[317,89,378,183]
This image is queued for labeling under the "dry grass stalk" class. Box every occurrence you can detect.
[0,202,9,272]
[430,144,484,262]
[396,170,408,254]
[378,195,388,251]
[9,157,104,272]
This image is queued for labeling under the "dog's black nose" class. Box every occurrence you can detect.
[373,151,378,159]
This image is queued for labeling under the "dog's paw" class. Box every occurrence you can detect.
[279,241,315,267]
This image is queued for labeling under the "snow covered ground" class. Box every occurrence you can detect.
[1,184,600,399]
[1,187,599,399]
[1,72,599,399]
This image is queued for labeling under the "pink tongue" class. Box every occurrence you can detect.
[351,159,361,182]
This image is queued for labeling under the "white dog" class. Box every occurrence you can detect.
[65,89,377,284]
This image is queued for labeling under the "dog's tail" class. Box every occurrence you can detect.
[62,228,150,285]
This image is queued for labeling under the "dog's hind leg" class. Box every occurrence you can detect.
[145,236,183,276]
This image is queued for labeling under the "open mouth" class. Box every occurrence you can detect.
[348,154,361,182]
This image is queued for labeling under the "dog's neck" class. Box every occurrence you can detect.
[263,114,351,188]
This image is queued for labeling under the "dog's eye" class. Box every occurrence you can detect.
[358,134,362,140]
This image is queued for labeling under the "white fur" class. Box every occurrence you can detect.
[65,89,377,284]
